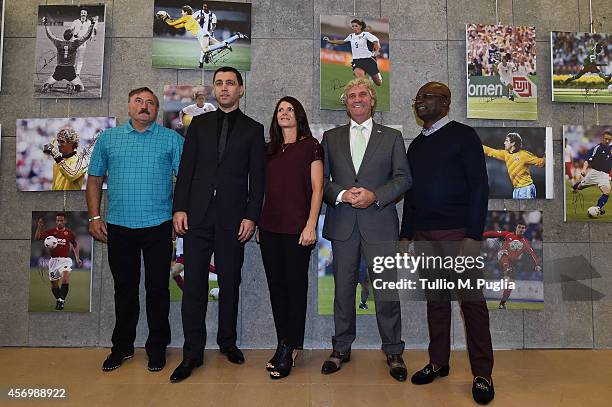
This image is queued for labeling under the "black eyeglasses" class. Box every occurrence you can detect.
[412,93,447,102]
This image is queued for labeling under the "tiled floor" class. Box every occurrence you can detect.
[0,348,610,406]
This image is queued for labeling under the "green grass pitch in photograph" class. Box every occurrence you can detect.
[318,274,376,315]
[565,179,611,222]
[28,269,91,312]
[553,88,612,104]
[152,37,251,71]
[487,300,543,310]
[320,62,390,111]
[467,97,537,120]
[170,278,219,302]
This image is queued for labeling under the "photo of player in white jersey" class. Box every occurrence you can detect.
[162,84,216,136]
[33,4,106,98]
[320,15,391,111]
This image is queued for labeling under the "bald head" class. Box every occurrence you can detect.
[414,82,451,127]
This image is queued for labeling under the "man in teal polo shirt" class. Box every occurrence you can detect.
[86,87,184,373]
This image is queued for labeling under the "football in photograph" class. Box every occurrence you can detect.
[16,117,116,191]
[466,24,537,120]
[153,1,251,70]
[563,125,612,221]
[33,4,106,98]
[29,211,93,312]
[481,210,543,311]
[551,31,612,103]
[320,15,390,111]
[163,84,216,136]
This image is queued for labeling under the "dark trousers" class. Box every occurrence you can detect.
[259,229,312,348]
[181,199,245,359]
[414,228,494,377]
[107,221,172,357]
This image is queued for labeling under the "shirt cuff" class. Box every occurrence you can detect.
[336,190,346,205]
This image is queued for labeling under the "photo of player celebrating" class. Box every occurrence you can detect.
[16,117,116,191]
[476,127,554,199]
[552,31,612,103]
[564,125,612,221]
[152,1,251,70]
[33,4,106,98]
[320,14,390,111]
[481,211,543,311]
[466,23,537,120]
[29,211,93,312]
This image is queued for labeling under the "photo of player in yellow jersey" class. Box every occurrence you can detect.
[16,117,116,191]
[152,1,251,70]
[476,127,554,199]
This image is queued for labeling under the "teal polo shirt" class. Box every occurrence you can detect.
[88,120,184,228]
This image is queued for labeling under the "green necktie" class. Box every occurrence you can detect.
[352,125,367,172]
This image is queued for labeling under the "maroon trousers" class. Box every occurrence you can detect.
[414,228,494,378]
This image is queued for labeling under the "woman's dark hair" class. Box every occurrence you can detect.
[267,96,312,155]
[351,19,366,32]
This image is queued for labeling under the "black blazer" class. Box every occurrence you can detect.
[173,109,265,230]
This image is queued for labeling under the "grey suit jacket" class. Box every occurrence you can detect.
[321,122,412,242]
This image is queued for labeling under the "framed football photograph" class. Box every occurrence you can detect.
[162,84,216,136]
[33,4,106,98]
[475,127,553,199]
[320,14,390,111]
[153,0,252,70]
[466,24,537,120]
[563,125,612,221]
[551,31,612,103]
[29,211,93,313]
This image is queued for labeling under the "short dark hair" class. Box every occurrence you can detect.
[213,66,243,86]
[128,87,159,107]
[56,212,67,219]
[182,5,194,14]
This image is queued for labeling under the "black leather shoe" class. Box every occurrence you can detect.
[220,346,245,364]
[321,350,351,375]
[387,354,407,382]
[169,358,203,383]
[147,351,166,372]
[472,376,495,405]
[101,352,134,371]
[410,363,450,384]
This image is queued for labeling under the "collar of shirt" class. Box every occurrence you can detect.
[349,117,373,155]
[421,116,450,137]
[126,120,156,135]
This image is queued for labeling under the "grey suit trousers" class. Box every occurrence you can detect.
[331,222,405,355]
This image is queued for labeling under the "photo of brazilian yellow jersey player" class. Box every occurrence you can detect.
[475,127,554,199]
[466,24,537,120]
[552,31,612,103]
[153,1,251,70]
[16,117,116,191]
[33,5,106,98]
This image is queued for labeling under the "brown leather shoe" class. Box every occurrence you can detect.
[387,354,407,382]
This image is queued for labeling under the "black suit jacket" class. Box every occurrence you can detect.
[173,109,265,230]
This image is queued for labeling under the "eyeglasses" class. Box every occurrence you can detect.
[412,93,447,102]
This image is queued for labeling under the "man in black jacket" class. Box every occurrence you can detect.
[400,82,494,405]
[170,66,265,382]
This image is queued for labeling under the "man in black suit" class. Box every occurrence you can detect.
[170,66,265,383]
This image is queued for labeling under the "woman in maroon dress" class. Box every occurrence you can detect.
[258,96,324,379]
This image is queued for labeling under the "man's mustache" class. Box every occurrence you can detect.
[139,109,150,114]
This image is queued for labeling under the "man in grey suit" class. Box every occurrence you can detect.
[320,77,412,382]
